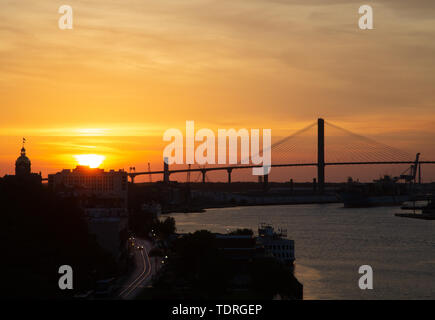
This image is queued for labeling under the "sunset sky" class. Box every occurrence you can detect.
[1,0,434,182]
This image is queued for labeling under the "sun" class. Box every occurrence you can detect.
[74,154,105,168]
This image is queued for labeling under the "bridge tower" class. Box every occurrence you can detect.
[317,118,325,193]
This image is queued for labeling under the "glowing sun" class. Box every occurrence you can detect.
[74,154,105,168]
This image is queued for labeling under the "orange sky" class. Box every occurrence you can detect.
[1,1,434,182]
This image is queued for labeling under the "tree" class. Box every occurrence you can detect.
[151,216,176,240]
[229,228,253,236]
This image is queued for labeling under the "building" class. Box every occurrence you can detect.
[15,145,31,176]
[85,208,129,260]
[2,140,42,185]
[48,166,128,207]
[48,166,129,261]
[257,223,295,265]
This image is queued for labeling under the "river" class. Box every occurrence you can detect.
[168,204,435,299]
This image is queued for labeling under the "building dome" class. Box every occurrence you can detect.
[15,146,31,176]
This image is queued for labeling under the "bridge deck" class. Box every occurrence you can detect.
[129,161,435,177]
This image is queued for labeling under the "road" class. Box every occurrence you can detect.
[118,238,153,299]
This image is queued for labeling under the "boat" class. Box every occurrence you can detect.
[395,196,435,220]
[257,223,295,267]
[338,175,410,208]
[401,203,427,210]
[339,153,423,208]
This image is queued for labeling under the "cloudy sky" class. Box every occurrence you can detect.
[0,0,434,181]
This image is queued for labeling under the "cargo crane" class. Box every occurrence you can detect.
[397,153,421,184]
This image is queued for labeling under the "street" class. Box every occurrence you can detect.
[118,238,153,299]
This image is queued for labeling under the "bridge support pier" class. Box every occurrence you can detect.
[317,118,325,193]
[130,175,135,184]
[164,157,170,183]
[201,170,206,184]
[418,163,422,184]
[227,169,232,184]
[263,174,269,190]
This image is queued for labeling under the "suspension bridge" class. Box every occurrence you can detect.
[128,118,435,191]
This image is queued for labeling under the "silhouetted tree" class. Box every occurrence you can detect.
[229,228,254,236]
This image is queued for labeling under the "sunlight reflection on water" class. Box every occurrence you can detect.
[169,203,435,299]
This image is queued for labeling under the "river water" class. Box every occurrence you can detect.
[168,204,435,299]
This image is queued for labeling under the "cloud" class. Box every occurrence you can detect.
[0,0,434,133]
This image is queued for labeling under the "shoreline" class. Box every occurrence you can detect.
[162,197,341,214]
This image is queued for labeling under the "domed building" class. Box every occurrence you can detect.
[1,139,42,185]
[15,146,31,176]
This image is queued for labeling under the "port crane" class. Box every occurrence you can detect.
[396,153,421,184]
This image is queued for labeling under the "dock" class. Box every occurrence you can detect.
[395,213,435,220]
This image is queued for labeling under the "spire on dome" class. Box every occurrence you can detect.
[21,137,26,155]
